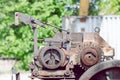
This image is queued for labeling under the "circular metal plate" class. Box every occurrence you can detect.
[79,42,103,69]
[38,46,65,69]
[81,48,99,66]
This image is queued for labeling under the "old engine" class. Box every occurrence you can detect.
[30,32,115,80]
[15,12,120,80]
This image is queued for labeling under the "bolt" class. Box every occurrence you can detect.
[66,55,69,59]
[34,56,37,61]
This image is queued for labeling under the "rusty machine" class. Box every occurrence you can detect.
[14,0,120,80]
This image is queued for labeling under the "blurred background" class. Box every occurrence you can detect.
[0,0,120,79]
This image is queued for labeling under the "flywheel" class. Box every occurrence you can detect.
[38,46,66,69]
[79,60,120,80]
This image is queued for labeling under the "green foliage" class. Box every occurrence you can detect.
[89,0,120,15]
[98,0,120,15]
[0,0,72,70]
[0,0,120,70]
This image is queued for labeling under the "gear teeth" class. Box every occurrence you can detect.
[79,42,103,70]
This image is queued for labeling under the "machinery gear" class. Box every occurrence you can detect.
[79,42,103,70]
[38,46,66,69]
[15,12,116,80]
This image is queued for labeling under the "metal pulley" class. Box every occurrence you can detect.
[81,48,99,66]
[38,46,66,69]
[79,42,103,69]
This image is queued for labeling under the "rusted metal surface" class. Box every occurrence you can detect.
[78,41,103,70]
[38,46,66,69]
[38,70,66,76]
[33,32,114,79]
[35,32,114,79]
[81,48,99,66]
[62,16,120,59]
[79,60,120,80]
[15,12,119,80]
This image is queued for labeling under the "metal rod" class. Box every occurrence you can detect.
[16,73,20,80]
[40,21,69,33]
[33,27,38,57]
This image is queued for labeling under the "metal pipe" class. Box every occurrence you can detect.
[79,0,89,16]
[16,73,20,80]
[33,27,38,57]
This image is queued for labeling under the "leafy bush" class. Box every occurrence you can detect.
[0,0,119,70]
[0,0,72,70]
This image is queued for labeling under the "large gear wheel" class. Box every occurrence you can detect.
[79,42,103,70]
[38,46,66,70]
